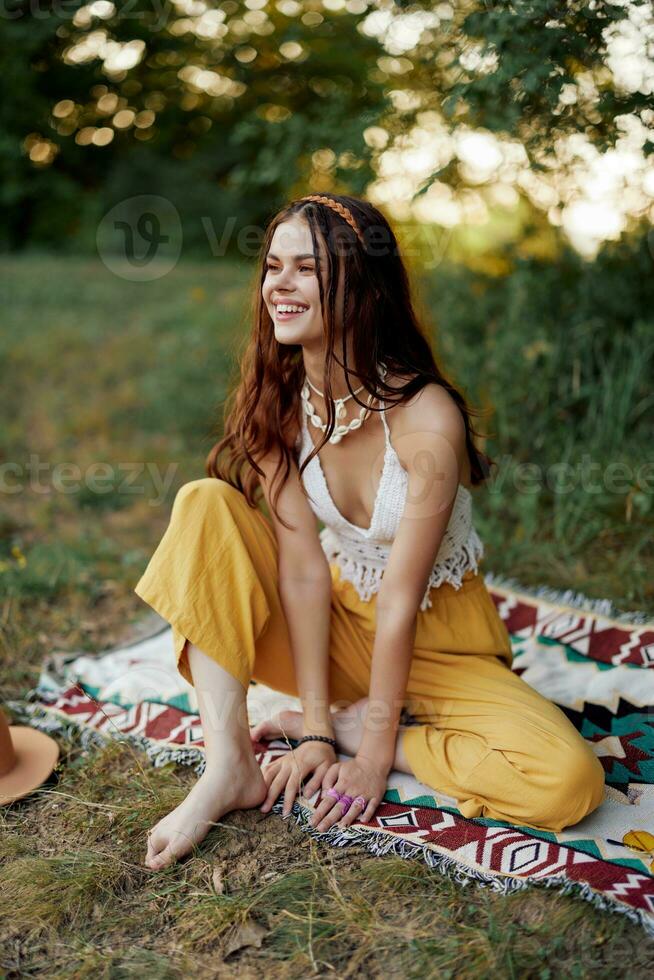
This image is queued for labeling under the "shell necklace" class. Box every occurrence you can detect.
[300,364,386,445]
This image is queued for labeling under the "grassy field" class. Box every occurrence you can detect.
[1,254,653,976]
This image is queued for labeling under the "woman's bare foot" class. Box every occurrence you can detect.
[144,745,267,871]
[249,697,410,777]
[250,699,372,755]
[330,698,370,755]
[332,699,413,772]
[249,708,305,744]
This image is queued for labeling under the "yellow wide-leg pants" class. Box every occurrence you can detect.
[134,478,605,833]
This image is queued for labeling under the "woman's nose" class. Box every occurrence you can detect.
[276,270,297,289]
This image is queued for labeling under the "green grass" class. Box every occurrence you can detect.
[1,253,653,976]
[2,741,653,977]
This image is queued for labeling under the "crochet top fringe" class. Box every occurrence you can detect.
[295,365,484,611]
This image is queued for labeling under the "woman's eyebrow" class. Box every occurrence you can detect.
[267,253,316,261]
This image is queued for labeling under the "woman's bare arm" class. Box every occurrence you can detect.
[357,385,467,763]
[356,612,417,766]
[256,449,335,738]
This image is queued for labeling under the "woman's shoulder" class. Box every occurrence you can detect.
[384,371,471,488]
[384,370,463,431]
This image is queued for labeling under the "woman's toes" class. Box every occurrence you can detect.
[149,844,175,870]
[145,828,185,870]
[145,842,164,869]
[250,710,303,742]
[252,721,273,740]
[144,818,186,870]
[145,825,164,866]
[278,710,303,739]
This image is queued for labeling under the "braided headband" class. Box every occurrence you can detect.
[299,195,365,247]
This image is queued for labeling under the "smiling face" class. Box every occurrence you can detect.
[262,215,347,352]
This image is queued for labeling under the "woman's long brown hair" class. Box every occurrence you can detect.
[205,193,495,530]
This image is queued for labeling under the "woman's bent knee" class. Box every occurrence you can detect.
[475,737,605,831]
[172,479,246,524]
[175,477,234,506]
[534,742,606,829]
[561,743,606,824]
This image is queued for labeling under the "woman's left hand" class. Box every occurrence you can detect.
[310,754,389,832]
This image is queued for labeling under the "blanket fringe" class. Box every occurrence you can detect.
[273,799,654,940]
[5,699,208,774]
[7,698,654,940]
[483,571,653,626]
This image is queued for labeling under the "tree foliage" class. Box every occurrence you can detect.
[443,0,652,158]
[1,0,651,249]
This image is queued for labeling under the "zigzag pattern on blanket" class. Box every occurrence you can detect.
[9,575,654,939]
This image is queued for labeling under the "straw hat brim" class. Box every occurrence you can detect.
[0,726,60,806]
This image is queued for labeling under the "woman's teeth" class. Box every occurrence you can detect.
[276,305,309,320]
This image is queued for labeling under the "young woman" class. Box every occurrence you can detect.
[135,194,605,871]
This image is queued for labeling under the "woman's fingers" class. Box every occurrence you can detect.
[301,761,330,799]
[259,754,337,816]
[337,798,365,829]
[260,753,320,815]
[282,773,300,817]
[310,783,345,830]
[361,797,378,823]
[260,767,288,813]
[260,760,280,789]
[309,795,335,829]
[316,798,346,832]
[321,762,340,791]
[311,782,379,832]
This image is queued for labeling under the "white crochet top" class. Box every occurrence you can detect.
[294,368,484,611]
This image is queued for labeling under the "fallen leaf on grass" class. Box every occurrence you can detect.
[224,918,266,957]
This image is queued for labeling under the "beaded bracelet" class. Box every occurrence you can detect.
[295,734,337,749]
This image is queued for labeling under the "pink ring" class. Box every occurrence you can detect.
[353,795,367,809]
[338,794,354,814]
[326,787,341,801]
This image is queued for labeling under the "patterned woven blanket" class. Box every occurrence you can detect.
[10,573,654,938]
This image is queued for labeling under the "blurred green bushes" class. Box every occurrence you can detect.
[423,227,653,604]
[0,230,652,611]
[428,231,654,456]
